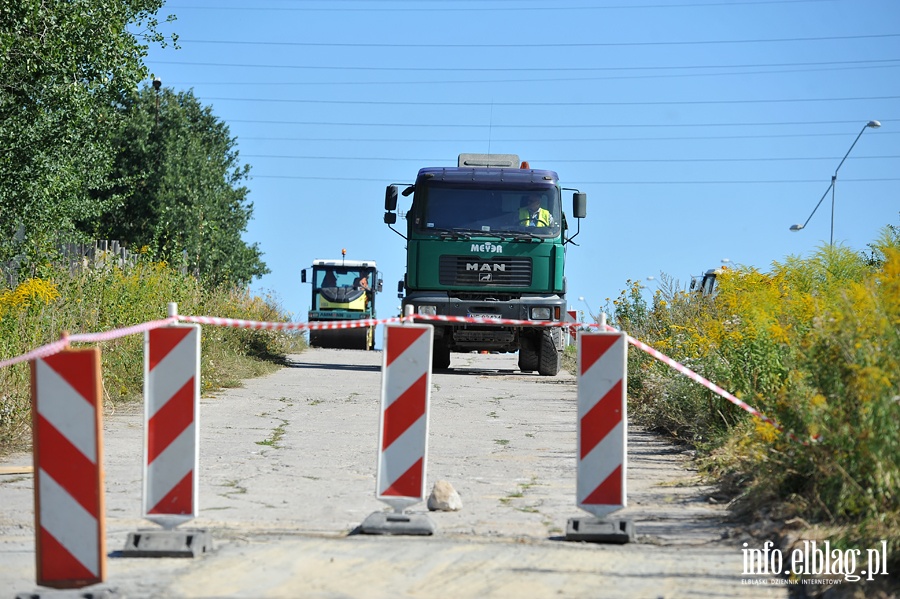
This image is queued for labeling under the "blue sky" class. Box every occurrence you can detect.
[143,0,899,341]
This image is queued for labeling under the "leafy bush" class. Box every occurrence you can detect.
[0,256,304,454]
[601,225,900,577]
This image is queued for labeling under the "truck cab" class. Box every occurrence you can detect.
[385,154,586,375]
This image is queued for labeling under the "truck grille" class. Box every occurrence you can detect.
[439,256,532,287]
[453,328,516,344]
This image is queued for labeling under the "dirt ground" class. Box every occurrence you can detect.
[0,347,790,598]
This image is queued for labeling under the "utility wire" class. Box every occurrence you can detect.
[166,0,834,12]
[178,32,900,48]
[224,118,897,129]
[152,57,900,73]
[250,174,900,184]
[203,95,900,106]
[160,62,900,86]
[244,154,900,163]
[237,131,900,142]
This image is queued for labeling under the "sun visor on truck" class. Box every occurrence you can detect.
[458,153,520,168]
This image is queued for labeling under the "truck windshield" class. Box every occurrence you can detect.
[413,186,561,238]
[314,267,372,290]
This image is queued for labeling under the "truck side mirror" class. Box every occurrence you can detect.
[384,212,397,224]
[376,277,383,293]
[385,185,398,211]
[301,270,307,283]
[573,193,587,219]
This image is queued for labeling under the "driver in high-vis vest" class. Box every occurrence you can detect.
[518,194,554,227]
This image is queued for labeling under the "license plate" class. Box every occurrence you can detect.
[470,313,501,319]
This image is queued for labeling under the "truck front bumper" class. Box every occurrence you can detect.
[401,292,565,352]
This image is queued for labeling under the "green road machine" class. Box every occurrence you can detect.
[301,253,382,350]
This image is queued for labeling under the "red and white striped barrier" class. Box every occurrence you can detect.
[143,325,201,528]
[376,323,433,511]
[567,310,578,342]
[576,331,628,518]
[31,348,106,588]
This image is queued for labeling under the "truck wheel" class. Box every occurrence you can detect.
[433,340,451,370]
[355,327,369,350]
[518,335,539,373]
[537,328,561,376]
[309,330,321,348]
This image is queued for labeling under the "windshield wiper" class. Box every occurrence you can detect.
[469,230,509,240]
[504,230,543,240]
[424,227,472,240]
[465,229,546,241]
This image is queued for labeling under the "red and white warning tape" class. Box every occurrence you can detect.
[404,314,563,328]
[0,316,178,369]
[596,323,794,436]
[408,315,805,441]
[176,315,404,330]
[0,309,807,442]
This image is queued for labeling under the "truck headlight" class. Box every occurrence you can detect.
[418,305,437,316]
[530,307,551,320]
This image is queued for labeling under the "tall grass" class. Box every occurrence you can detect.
[0,255,305,455]
[602,228,900,580]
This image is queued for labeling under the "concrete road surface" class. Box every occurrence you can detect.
[0,347,787,598]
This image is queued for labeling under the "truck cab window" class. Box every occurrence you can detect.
[418,186,561,237]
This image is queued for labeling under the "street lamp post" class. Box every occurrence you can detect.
[790,120,881,244]
[577,296,597,323]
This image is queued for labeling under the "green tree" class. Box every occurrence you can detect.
[87,85,268,287]
[0,0,170,269]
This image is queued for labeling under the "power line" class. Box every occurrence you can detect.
[161,62,900,86]
[250,174,900,184]
[244,154,900,163]
[238,131,900,142]
[204,94,900,106]
[152,57,900,73]
[179,32,900,48]
[224,118,896,129]
[579,178,900,185]
[167,0,833,12]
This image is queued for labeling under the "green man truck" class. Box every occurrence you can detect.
[384,153,587,375]
[301,252,382,350]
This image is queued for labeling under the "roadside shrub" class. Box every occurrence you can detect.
[607,228,900,576]
[0,258,304,454]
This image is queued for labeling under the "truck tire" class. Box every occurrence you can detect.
[537,328,561,376]
[433,339,451,370]
[518,335,539,373]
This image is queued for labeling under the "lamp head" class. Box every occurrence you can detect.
[152,78,161,91]
[790,224,804,232]
[866,120,881,129]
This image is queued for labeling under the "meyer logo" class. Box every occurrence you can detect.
[466,262,506,272]
[470,243,503,253]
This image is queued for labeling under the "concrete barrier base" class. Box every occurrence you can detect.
[565,517,634,544]
[122,528,212,558]
[16,588,120,599]
[360,511,436,536]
